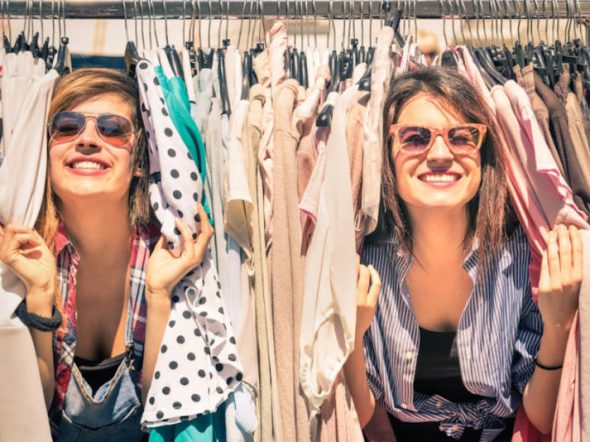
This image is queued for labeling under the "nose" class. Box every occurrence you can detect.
[75,118,101,149]
[426,134,454,164]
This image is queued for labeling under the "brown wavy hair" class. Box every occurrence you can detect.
[368,67,516,263]
[35,68,150,251]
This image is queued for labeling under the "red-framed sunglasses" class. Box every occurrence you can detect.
[389,124,488,154]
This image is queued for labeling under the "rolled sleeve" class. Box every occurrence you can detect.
[511,286,543,395]
[363,331,385,405]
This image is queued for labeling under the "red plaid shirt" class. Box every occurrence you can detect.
[48,223,159,435]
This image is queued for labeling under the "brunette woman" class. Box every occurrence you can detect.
[345,68,582,441]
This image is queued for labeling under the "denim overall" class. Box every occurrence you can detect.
[56,307,145,442]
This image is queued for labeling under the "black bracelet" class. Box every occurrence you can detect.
[535,358,563,371]
[15,298,62,332]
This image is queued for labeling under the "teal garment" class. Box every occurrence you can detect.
[148,402,227,442]
[154,67,212,223]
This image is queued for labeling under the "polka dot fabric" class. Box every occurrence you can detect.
[136,59,243,429]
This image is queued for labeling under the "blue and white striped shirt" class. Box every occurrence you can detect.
[362,226,542,441]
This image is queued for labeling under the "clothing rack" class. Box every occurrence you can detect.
[4,0,590,20]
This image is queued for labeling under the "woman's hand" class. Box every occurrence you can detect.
[0,224,56,302]
[538,224,583,332]
[355,255,382,343]
[146,205,214,304]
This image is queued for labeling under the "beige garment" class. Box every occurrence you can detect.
[271,79,309,442]
[300,85,359,433]
[360,27,395,237]
[573,75,590,146]
[515,64,566,177]
[297,121,319,204]
[256,23,288,252]
[295,66,330,204]
[565,92,590,193]
[224,99,260,406]
[346,91,370,250]
[0,326,52,442]
[246,84,282,442]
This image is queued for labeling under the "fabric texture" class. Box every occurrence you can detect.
[359,27,395,237]
[247,83,283,442]
[49,224,159,435]
[136,59,242,429]
[56,317,143,441]
[0,51,57,442]
[534,73,590,216]
[363,227,541,441]
[270,78,309,442]
[300,85,359,430]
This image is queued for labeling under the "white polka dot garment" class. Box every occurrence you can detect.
[136,59,243,429]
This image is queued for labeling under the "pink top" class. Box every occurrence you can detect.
[360,27,395,237]
[454,49,589,442]
[256,22,288,250]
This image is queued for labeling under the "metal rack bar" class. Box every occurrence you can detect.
[3,0,590,20]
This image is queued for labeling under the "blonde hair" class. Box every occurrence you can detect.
[36,68,150,251]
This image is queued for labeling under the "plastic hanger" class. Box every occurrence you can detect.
[300,51,309,88]
[315,91,339,127]
[122,0,141,78]
[241,51,251,99]
[217,48,231,116]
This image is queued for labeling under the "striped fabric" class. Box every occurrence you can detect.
[362,226,542,441]
[48,223,159,435]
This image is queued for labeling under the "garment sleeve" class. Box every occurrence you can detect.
[363,330,385,405]
[511,284,543,395]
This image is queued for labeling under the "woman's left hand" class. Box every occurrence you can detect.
[537,224,583,332]
[146,204,214,304]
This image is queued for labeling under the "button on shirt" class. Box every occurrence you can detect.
[362,227,542,441]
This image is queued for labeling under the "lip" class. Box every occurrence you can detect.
[417,171,462,188]
[65,156,111,176]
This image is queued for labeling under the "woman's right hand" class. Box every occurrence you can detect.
[355,256,382,342]
[0,224,57,300]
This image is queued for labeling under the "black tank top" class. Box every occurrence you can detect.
[388,327,513,441]
[74,353,126,395]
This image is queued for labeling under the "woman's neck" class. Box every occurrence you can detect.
[58,198,133,267]
[408,206,470,269]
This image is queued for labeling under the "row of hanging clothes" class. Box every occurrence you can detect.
[0,2,72,442]
[1,0,590,441]
[119,2,590,441]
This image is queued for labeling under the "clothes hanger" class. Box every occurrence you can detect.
[53,0,71,75]
[238,0,250,99]
[215,1,231,116]
[123,0,141,78]
[184,0,199,77]
[160,0,184,79]
[316,0,338,127]
[298,0,309,87]
[358,0,366,63]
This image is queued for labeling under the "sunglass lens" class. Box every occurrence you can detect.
[52,112,85,141]
[448,126,481,151]
[97,115,133,147]
[398,126,432,151]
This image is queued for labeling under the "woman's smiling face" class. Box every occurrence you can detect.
[391,93,483,214]
[49,94,138,205]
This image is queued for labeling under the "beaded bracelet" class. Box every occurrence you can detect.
[15,298,62,332]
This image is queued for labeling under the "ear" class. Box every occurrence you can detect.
[133,167,145,178]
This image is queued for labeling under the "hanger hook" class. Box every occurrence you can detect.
[123,0,130,42]
[162,0,169,45]
[440,0,448,48]
[225,0,229,44]
[551,0,559,43]
[458,0,470,46]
